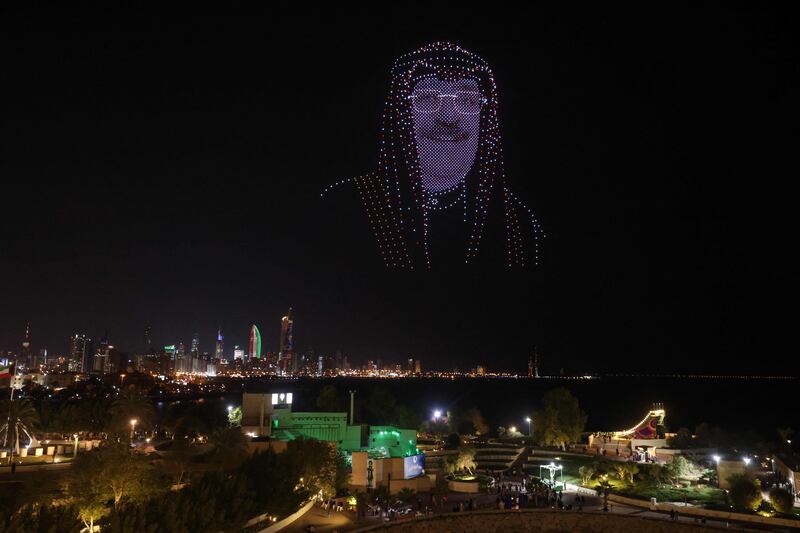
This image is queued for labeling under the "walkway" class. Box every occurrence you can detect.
[284,504,353,532]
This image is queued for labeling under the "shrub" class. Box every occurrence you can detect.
[769,487,794,514]
[727,474,762,512]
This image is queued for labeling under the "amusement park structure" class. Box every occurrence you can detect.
[589,403,669,461]
[612,403,666,440]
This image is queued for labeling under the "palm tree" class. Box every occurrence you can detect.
[0,398,40,456]
[109,388,154,436]
[209,426,250,469]
[397,487,417,506]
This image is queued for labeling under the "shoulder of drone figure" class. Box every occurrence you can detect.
[319,172,384,199]
[502,186,546,238]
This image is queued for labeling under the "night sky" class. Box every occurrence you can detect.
[2,6,797,374]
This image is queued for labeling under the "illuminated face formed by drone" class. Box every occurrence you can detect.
[410,77,483,194]
[324,42,543,269]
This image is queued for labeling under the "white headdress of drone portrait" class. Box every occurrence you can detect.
[393,45,502,265]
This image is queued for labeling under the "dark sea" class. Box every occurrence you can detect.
[186,376,798,441]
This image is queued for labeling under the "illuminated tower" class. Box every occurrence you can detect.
[278,308,294,374]
[144,325,152,353]
[191,333,200,356]
[215,327,225,361]
[21,323,32,368]
[249,324,262,359]
[69,334,88,372]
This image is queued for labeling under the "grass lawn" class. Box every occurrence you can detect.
[526,456,727,507]
[616,483,726,505]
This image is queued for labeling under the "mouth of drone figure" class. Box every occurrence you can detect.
[422,125,469,143]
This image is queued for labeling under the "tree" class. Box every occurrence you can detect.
[769,487,794,514]
[364,387,397,424]
[397,487,417,505]
[394,405,421,431]
[227,406,242,426]
[0,398,40,456]
[666,427,693,449]
[578,465,595,485]
[285,438,350,499]
[613,463,627,482]
[316,385,344,412]
[442,453,458,475]
[354,489,369,518]
[597,478,612,511]
[455,446,477,475]
[371,485,390,508]
[209,426,250,469]
[67,440,161,510]
[623,462,639,484]
[663,455,693,483]
[431,474,450,507]
[445,432,461,449]
[166,437,196,486]
[532,388,587,448]
[727,473,762,511]
[77,498,105,533]
[109,388,154,436]
[456,408,489,436]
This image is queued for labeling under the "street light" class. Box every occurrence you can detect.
[227,405,234,412]
[712,455,721,464]
[525,417,532,437]
[510,426,517,434]
[130,419,138,441]
[433,410,442,421]
[742,457,751,466]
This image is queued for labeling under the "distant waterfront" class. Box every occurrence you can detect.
[158,375,799,439]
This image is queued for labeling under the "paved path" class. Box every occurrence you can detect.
[284,504,353,532]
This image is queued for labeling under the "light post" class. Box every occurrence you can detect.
[73,433,78,458]
[525,417,532,437]
[130,419,138,441]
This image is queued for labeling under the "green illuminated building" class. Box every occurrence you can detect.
[241,392,418,458]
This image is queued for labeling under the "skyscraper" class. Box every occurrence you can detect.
[191,333,200,356]
[233,346,245,360]
[215,327,225,362]
[21,323,31,369]
[249,324,262,359]
[278,308,294,374]
[69,334,88,372]
[144,325,152,353]
[93,333,110,373]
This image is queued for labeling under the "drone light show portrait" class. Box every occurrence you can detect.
[323,42,544,269]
